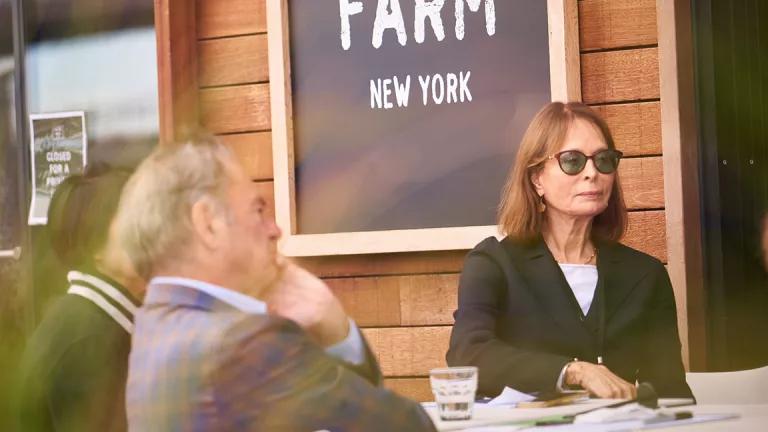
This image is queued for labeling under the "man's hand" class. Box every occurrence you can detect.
[565,361,637,399]
[265,263,350,347]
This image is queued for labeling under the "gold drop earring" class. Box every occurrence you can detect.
[538,195,546,213]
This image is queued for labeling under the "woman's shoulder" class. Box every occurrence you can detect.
[603,241,665,271]
[464,237,504,269]
[471,235,538,251]
[470,235,526,256]
[466,235,541,268]
[469,236,502,252]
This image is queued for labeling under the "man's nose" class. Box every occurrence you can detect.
[269,221,282,240]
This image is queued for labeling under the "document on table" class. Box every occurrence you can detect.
[460,413,739,431]
[486,387,536,406]
[485,387,587,407]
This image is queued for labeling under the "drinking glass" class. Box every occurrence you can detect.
[429,366,478,420]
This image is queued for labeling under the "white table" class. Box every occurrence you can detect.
[421,399,767,431]
[652,404,767,431]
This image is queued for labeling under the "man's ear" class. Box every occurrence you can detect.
[190,197,227,251]
[530,170,545,196]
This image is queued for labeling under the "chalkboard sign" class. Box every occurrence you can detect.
[268,0,581,256]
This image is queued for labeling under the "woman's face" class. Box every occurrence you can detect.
[531,118,615,220]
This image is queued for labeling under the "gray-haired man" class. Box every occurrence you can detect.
[114,134,435,431]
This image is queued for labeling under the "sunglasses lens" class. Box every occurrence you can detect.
[594,150,621,174]
[558,151,587,175]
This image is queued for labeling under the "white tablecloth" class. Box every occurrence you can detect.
[421,399,767,431]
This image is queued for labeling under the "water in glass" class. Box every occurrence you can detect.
[429,366,478,420]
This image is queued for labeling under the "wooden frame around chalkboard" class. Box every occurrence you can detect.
[267,0,581,256]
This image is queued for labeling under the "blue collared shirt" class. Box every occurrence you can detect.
[150,276,365,365]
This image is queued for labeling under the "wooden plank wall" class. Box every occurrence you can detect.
[195,0,664,402]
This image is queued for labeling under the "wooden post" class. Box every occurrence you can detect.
[154,0,199,144]
[657,0,707,371]
[547,0,582,102]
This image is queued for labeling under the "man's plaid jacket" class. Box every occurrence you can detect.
[126,283,436,431]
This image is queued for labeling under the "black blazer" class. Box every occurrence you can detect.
[447,236,693,398]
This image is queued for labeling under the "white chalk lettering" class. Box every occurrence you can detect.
[446,73,458,103]
[383,78,394,109]
[372,72,470,109]
[455,0,496,40]
[372,0,407,49]
[431,74,445,104]
[342,0,496,48]
[393,75,411,107]
[417,71,472,106]
[418,75,431,105]
[371,75,411,109]
[460,70,472,102]
[371,79,383,108]
[339,0,364,50]
[414,0,446,44]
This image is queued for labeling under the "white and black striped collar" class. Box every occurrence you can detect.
[66,270,140,334]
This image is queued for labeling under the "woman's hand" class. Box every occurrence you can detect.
[565,361,637,399]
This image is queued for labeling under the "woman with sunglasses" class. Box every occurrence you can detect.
[447,102,692,399]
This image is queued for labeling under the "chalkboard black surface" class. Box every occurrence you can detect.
[285,0,553,236]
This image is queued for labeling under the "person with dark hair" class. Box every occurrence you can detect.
[19,165,144,431]
[447,102,693,399]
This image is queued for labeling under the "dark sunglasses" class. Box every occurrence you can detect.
[545,149,623,175]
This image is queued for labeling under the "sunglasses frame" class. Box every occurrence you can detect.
[544,149,624,176]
